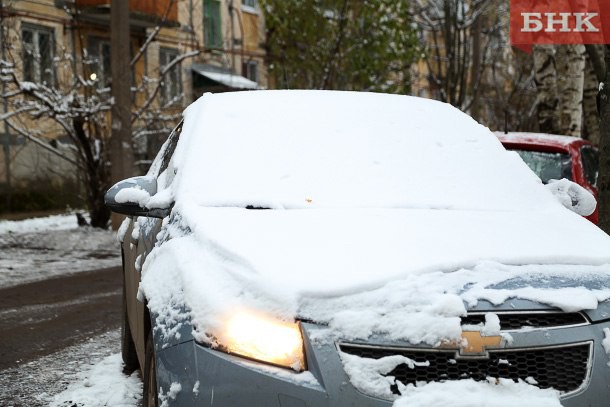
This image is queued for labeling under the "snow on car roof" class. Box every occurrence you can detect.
[495,131,589,148]
[173,91,557,211]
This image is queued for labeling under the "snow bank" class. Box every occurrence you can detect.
[49,353,142,407]
[0,214,120,288]
[0,212,82,234]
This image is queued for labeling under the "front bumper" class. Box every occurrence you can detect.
[155,320,610,406]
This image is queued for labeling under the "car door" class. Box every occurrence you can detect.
[121,122,182,364]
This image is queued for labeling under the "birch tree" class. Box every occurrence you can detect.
[533,44,587,137]
[557,44,585,136]
[533,45,560,133]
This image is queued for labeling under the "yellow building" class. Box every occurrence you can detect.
[0,0,268,211]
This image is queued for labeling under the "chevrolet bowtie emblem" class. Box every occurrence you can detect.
[442,331,504,357]
[460,331,503,355]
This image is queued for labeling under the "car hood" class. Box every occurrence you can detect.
[180,205,610,297]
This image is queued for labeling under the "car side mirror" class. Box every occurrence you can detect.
[104,176,170,218]
[545,178,597,217]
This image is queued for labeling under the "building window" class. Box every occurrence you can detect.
[22,24,55,85]
[204,0,222,48]
[159,48,182,105]
[243,0,257,8]
[242,60,258,83]
[87,37,111,88]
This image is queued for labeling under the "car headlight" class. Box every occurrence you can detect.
[215,310,306,372]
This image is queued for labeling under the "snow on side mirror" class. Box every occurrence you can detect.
[104,176,170,218]
[545,178,597,217]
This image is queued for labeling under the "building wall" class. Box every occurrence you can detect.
[0,0,269,194]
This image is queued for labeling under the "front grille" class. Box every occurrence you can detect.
[340,342,590,394]
[460,312,588,330]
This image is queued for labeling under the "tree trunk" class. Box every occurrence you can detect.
[110,0,134,229]
[557,45,585,136]
[598,45,610,233]
[469,14,481,121]
[533,45,560,133]
[583,55,601,145]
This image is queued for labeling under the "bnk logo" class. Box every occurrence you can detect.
[510,0,610,46]
[521,12,599,32]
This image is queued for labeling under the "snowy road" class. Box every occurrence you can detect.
[0,266,122,370]
[0,214,142,405]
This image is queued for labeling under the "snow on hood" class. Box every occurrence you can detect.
[178,205,610,297]
[139,90,610,349]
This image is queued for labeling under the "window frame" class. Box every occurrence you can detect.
[159,47,183,105]
[87,36,112,89]
[204,0,223,49]
[580,145,599,188]
[242,59,258,83]
[21,23,56,86]
[242,0,258,13]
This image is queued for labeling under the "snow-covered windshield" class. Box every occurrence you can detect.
[509,149,572,184]
[170,91,558,211]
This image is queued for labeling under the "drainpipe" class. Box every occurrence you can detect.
[228,0,235,74]
[0,0,12,211]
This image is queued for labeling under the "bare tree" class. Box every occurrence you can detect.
[0,3,198,227]
[533,45,560,133]
[412,0,504,114]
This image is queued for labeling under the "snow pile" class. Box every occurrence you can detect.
[0,213,120,288]
[158,382,182,407]
[301,262,610,345]
[0,212,82,234]
[115,185,151,207]
[392,378,562,407]
[340,352,429,400]
[49,353,142,407]
[341,350,562,406]
[545,178,597,216]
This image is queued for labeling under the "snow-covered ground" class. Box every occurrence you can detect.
[0,213,138,406]
[0,330,142,407]
[0,212,121,288]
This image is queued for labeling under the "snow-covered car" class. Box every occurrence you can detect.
[106,91,610,407]
[496,132,599,224]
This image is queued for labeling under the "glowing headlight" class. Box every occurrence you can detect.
[215,311,306,371]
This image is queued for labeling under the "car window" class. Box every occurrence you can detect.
[509,149,572,184]
[147,121,183,178]
[581,145,599,187]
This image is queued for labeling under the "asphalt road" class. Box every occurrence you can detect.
[0,266,122,370]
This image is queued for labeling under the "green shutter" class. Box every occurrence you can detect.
[204,0,222,48]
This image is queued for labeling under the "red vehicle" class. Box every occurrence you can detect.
[496,132,599,224]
